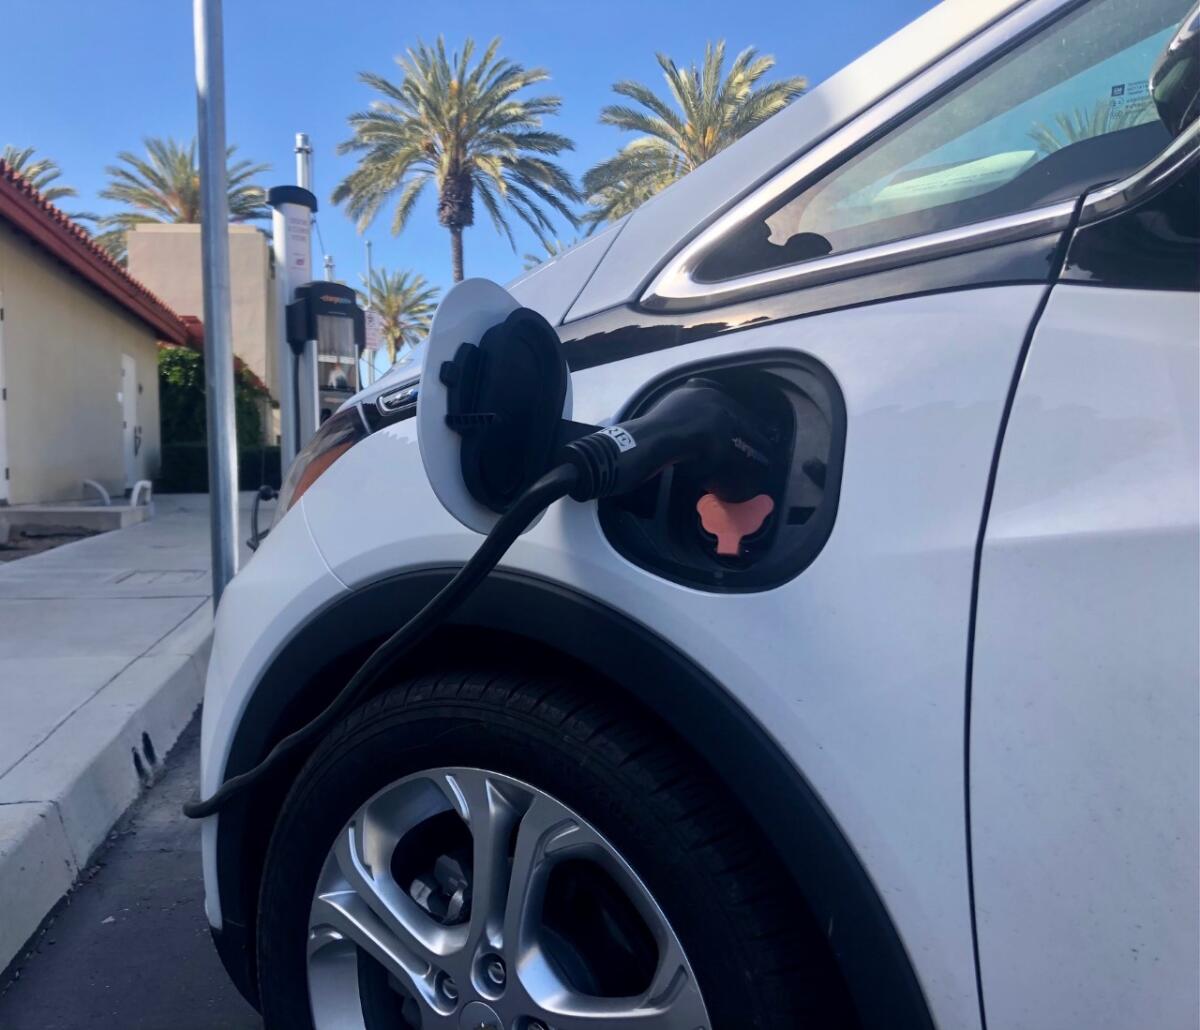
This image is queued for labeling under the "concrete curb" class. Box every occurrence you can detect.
[0,504,152,535]
[0,609,212,972]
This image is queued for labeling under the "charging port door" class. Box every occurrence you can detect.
[418,278,575,536]
[598,352,845,593]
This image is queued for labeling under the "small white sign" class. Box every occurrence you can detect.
[364,309,385,352]
[600,425,637,452]
[283,206,311,293]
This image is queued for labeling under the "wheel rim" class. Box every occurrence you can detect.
[307,767,711,1030]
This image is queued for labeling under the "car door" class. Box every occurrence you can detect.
[969,53,1200,1030]
[550,2,1193,1027]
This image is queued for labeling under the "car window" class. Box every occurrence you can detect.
[698,0,1190,283]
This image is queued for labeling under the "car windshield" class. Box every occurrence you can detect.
[701,0,1188,281]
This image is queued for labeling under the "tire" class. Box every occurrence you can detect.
[257,668,854,1029]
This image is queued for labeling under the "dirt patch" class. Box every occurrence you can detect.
[0,525,98,562]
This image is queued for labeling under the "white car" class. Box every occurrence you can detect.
[196,0,1200,1027]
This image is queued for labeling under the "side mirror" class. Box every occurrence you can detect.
[1150,3,1200,138]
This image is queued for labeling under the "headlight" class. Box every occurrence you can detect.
[272,407,368,528]
[272,377,421,529]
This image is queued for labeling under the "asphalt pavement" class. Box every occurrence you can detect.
[0,716,262,1029]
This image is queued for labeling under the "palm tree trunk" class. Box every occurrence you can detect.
[449,226,464,282]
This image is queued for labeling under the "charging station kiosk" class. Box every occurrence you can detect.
[286,281,366,425]
[267,184,318,467]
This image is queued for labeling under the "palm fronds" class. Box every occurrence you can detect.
[334,37,580,281]
[583,42,806,227]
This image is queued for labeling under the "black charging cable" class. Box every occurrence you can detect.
[183,463,579,819]
[185,378,773,819]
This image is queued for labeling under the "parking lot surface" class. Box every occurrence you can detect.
[0,718,261,1029]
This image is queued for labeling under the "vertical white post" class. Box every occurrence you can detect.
[269,185,316,468]
[271,204,297,468]
[296,320,320,446]
[292,133,319,445]
[193,0,238,605]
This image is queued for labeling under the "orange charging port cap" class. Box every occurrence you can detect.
[696,493,775,556]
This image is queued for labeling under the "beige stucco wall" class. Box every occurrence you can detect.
[127,223,278,402]
[0,221,163,504]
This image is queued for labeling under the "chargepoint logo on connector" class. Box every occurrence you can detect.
[600,426,637,452]
[732,436,770,466]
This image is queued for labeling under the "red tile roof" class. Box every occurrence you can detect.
[0,159,187,344]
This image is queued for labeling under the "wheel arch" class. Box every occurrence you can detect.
[212,568,932,1029]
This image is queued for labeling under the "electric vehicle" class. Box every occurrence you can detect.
[195,0,1200,1026]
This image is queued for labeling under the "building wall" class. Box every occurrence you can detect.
[127,223,277,401]
[0,221,162,503]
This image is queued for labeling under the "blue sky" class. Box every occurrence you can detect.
[3,0,935,299]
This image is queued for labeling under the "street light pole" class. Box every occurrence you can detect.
[193,0,238,606]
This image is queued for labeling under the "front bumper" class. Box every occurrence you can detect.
[199,499,344,933]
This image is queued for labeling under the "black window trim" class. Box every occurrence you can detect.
[639,0,1156,313]
[1078,116,1200,223]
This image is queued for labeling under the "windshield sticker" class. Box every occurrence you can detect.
[1109,79,1153,122]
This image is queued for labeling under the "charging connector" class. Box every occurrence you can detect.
[564,378,774,503]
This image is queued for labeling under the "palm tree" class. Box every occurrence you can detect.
[1028,99,1157,156]
[583,42,806,226]
[1,145,78,203]
[96,136,270,262]
[333,37,580,282]
[521,237,577,270]
[361,267,439,364]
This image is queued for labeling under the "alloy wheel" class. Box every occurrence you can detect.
[307,767,711,1029]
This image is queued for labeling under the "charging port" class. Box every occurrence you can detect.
[598,352,845,593]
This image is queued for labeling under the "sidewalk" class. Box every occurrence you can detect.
[0,493,253,972]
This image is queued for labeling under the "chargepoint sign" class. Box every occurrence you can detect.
[284,208,311,294]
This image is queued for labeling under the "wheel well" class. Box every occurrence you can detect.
[212,569,931,1029]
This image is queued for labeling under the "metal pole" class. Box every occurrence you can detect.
[193,0,238,606]
[295,132,313,190]
[324,254,335,281]
[364,239,375,385]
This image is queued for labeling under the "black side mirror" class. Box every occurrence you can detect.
[1150,3,1200,138]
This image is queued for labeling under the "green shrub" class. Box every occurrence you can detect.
[159,345,267,450]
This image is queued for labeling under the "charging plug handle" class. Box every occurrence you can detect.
[565,378,773,503]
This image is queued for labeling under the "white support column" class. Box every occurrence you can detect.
[268,183,317,467]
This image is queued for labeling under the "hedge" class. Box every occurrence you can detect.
[158,344,278,493]
[159,344,268,450]
[157,443,282,494]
